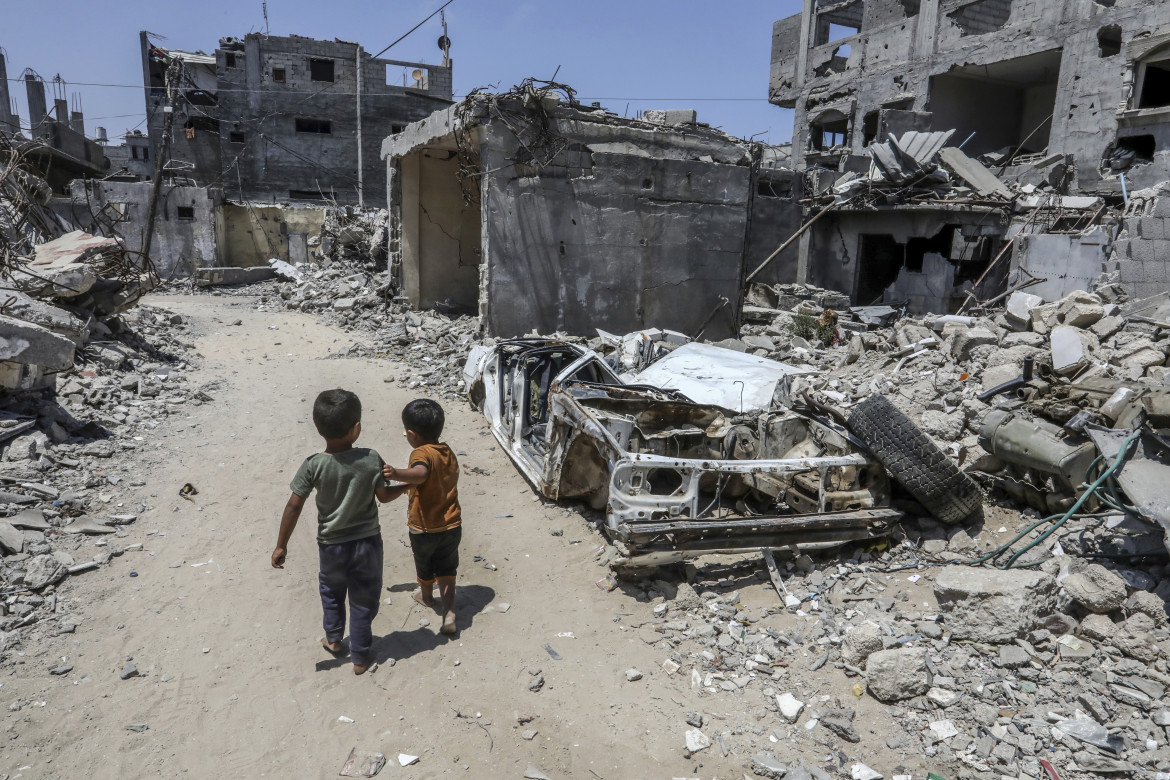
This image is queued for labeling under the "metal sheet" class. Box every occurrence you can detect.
[1085,425,1170,537]
[627,342,815,413]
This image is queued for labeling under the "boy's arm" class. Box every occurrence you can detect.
[383,463,430,485]
[375,484,410,503]
[271,493,307,569]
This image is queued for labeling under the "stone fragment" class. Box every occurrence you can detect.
[1057,292,1105,328]
[120,662,138,680]
[1080,613,1115,641]
[851,763,882,780]
[866,647,930,702]
[684,728,711,753]
[0,521,23,554]
[776,692,804,722]
[820,708,860,743]
[933,566,1056,642]
[751,751,788,779]
[951,327,998,361]
[23,554,65,589]
[528,673,544,692]
[841,622,883,668]
[997,645,1030,669]
[926,687,960,707]
[624,668,642,682]
[1090,316,1125,340]
[1063,564,1128,613]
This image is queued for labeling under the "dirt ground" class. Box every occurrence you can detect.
[0,296,740,779]
[0,295,979,780]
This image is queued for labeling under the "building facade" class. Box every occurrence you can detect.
[141,31,454,208]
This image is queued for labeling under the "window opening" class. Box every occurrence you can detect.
[273,68,286,83]
[176,206,195,221]
[1098,26,1122,58]
[309,58,335,83]
[295,117,331,134]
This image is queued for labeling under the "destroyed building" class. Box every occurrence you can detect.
[381,82,800,340]
[140,31,454,208]
[0,52,108,194]
[769,0,1170,310]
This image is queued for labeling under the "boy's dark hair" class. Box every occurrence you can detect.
[313,389,362,439]
[402,398,444,442]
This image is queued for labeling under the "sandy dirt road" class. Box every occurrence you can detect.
[2,295,787,780]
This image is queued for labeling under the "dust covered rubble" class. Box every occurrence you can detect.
[736,278,1168,474]
[0,304,210,666]
[619,547,1170,780]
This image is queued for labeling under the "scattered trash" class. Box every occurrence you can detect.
[339,748,386,778]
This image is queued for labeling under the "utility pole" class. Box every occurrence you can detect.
[356,44,363,209]
[143,58,178,260]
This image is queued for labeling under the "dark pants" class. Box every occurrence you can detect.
[410,526,461,584]
[318,534,383,665]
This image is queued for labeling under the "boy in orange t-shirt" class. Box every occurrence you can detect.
[383,399,462,635]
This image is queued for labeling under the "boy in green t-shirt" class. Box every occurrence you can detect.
[271,389,405,674]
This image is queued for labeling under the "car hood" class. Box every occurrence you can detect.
[625,342,816,414]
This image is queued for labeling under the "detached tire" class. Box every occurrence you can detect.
[847,395,982,525]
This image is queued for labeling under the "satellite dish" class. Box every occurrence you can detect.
[411,69,424,81]
[437,35,451,51]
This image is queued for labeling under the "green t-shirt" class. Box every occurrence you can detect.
[290,448,386,545]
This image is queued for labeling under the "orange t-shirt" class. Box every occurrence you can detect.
[407,443,462,533]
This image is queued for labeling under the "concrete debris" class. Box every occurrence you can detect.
[1063,564,1129,614]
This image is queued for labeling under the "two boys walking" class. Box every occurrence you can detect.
[270,390,463,674]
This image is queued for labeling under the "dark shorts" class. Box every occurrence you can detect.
[410,526,461,581]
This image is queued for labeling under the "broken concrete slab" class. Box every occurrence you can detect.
[0,314,76,371]
[1005,291,1044,330]
[938,146,1011,197]
[934,566,1056,642]
[194,267,277,287]
[1050,326,1093,376]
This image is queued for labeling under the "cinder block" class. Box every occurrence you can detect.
[1117,260,1144,284]
[1138,217,1166,240]
[1127,238,1160,264]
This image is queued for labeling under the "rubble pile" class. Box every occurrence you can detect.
[0,304,206,648]
[736,281,1168,478]
[617,544,1170,779]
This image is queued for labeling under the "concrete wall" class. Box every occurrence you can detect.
[744,168,803,285]
[69,180,219,280]
[219,203,326,267]
[387,102,771,339]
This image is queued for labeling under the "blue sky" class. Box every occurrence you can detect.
[2,0,802,144]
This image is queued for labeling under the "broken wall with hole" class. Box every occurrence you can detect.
[385,99,779,339]
[770,0,1170,195]
[67,180,219,280]
[805,208,1007,314]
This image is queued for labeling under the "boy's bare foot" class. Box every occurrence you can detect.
[412,588,434,608]
[440,610,457,635]
[321,637,345,657]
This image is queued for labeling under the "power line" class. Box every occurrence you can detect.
[371,0,456,59]
[2,78,779,102]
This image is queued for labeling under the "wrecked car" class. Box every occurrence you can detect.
[464,338,902,567]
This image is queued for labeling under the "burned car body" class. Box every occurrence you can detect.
[464,338,899,566]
